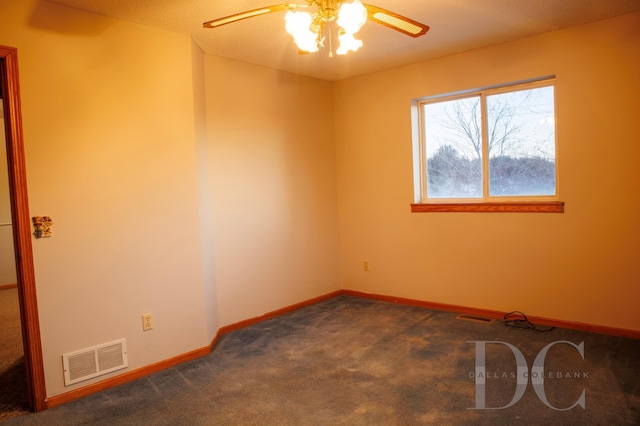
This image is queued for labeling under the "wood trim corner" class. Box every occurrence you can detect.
[218,290,343,335]
[341,290,507,319]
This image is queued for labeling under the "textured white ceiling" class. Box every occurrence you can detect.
[47,0,640,81]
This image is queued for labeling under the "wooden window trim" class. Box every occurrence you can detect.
[411,201,564,213]
[413,77,560,208]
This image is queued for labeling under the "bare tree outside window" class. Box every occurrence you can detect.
[422,84,556,199]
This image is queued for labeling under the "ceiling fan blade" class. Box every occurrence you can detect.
[203,4,302,29]
[363,4,429,37]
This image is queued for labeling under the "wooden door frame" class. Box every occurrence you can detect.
[1,45,47,412]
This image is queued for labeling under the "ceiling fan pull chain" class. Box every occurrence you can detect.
[329,22,334,58]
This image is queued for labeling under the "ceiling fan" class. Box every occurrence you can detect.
[203,0,429,56]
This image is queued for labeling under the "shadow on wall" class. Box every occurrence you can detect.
[28,0,112,36]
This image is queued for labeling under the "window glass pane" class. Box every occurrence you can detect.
[487,86,556,196]
[424,97,482,198]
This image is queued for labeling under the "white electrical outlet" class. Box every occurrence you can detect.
[142,313,153,331]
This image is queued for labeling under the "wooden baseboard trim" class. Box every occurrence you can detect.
[45,335,220,409]
[45,290,342,409]
[218,290,343,335]
[0,283,17,291]
[44,288,639,410]
[520,314,640,339]
[340,289,640,339]
[341,290,506,319]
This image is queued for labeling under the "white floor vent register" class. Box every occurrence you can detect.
[62,338,128,386]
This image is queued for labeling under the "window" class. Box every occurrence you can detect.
[411,78,563,213]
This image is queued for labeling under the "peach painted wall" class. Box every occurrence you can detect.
[334,12,640,331]
[204,56,341,326]
[0,0,211,396]
[1,0,637,403]
[192,40,220,340]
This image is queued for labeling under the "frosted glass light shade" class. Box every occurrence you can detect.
[285,11,320,52]
[337,32,363,55]
[337,0,367,34]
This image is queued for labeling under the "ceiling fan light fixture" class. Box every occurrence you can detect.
[336,30,363,55]
[285,10,321,52]
[335,0,366,55]
[284,0,367,55]
[336,0,367,34]
[204,1,429,55]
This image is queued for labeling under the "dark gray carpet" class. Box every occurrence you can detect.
[3,296,639,425]
[0,288,23,365]
[0,287,29,420]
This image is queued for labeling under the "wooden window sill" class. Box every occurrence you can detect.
[411,201,564,213]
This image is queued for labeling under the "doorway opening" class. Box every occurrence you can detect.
[0,45,46,415]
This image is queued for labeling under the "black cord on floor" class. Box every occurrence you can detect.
[504,311,555,332]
